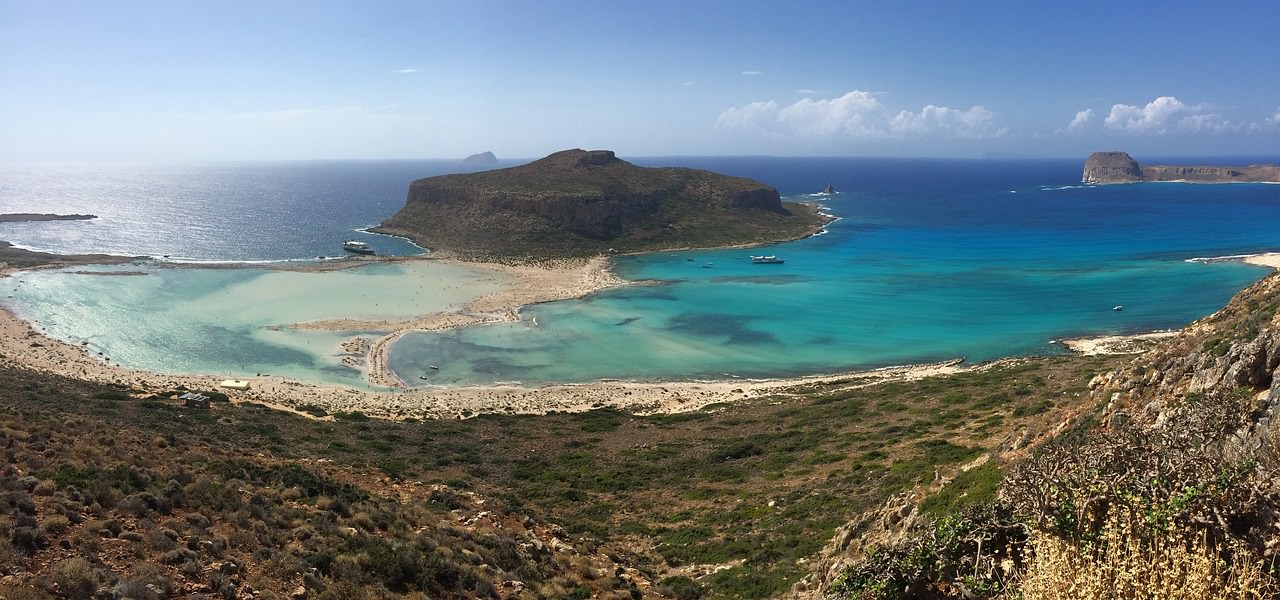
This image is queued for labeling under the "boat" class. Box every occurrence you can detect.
[820,184,836,195]
[751,255,784,264]
[343,240,375,255]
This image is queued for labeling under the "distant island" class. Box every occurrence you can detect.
[374,149,832,259]
[1082,151,1280,184]
[0,212,97,222]
[462,151,498,166]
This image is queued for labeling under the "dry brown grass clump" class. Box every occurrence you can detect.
[1019,512,1277,600]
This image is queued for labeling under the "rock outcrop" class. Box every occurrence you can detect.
[375,149,830,259]
[1083,151,1280,183]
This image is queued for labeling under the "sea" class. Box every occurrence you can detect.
[1,156,1277,388]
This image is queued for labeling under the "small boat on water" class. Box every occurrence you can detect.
[751,255,784,264]
[343,240,375,255]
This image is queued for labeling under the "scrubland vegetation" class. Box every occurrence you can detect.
[0,352,1121,599]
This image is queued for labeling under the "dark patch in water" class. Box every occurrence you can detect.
[615,317,641,326]
[191,325,318,367]
[668,313,778,346]
[711,275,807,285]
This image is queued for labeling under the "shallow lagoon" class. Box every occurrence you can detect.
[0,261,508,387]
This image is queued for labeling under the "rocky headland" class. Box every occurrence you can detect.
[1082,151,1280,184]
[374,149,831,259]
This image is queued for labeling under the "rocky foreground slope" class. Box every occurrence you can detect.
[375,149,830,259]
[1083,151,1280,183]
[805,269,1280,598]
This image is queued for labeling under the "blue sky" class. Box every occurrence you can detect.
[2,0,1277,162]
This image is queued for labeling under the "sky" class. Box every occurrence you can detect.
[2,0,1278,162]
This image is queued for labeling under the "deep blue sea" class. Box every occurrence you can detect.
[1,157,1277,387]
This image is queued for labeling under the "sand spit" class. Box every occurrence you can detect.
[1243,253,1280,270]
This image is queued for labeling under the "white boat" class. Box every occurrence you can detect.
[751,255,784,264]
[343,240,375,255]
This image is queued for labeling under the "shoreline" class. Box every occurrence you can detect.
[2,247,1278,420]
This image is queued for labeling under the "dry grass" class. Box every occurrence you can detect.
[1019,512,1278,600]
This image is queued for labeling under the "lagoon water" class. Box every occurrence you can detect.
[2,157,1277,387]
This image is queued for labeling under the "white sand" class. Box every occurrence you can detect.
[1243,253,1280,269]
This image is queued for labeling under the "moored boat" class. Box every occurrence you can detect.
[751,255,784,264]
[343,240,375,255]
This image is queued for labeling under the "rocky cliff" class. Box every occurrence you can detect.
[1083,151,1280,183]
[375,149,830,259]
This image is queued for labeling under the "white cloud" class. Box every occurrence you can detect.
[888,105,1002,139]
[1066,108,1093,131]
[717,90,1004,139]
[397,68,419,74]
[741,70,763,76]
[794,88,820,95]
[716,100,782,133]
[1102,96,1239,134]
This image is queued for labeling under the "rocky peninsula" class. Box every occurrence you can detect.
[374,149,831,259]
[1082,151,1280,184]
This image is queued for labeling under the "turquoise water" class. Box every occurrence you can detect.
[0,261,508,387]
[1,158,1277,387]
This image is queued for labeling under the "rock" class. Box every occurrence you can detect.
[1083,151,1143,183]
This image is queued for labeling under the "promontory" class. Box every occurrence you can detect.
[374,149,832,259]
[1082,151,1280,184]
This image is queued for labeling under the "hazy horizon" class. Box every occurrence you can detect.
[3,1,1277,163]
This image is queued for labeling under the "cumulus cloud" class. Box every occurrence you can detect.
[1066,109,1093,131]
[717,90,1004,139]
[1102,96,1239,134]
[888,105,1001,138]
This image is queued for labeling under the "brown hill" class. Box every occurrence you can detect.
[374,149,831,259]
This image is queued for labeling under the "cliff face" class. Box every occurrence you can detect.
[1082,151,1144,183]
[375,149,829,259]
[1083,151,1280,183]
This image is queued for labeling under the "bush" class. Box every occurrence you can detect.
[53,557,97,600]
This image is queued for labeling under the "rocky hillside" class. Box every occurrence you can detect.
[1083,151,1280,183]
[374,149,830,259]
[816,269,1280,598]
